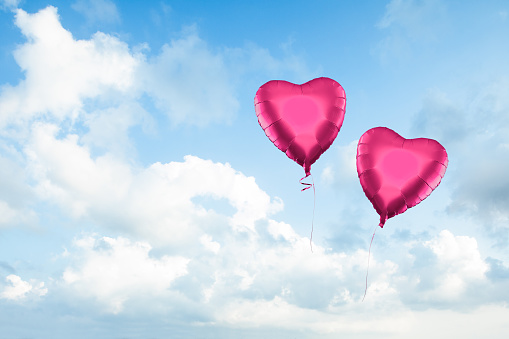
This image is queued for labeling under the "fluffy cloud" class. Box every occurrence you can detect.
[381,229,509,313]
[0,274,47,300]
[62,235,189,313]
[81,102,155,157]
[19,122,407,324]
[0,5,313,135]
[19,121,509,328]
[57,221,505,335]
[398,230,489,308]
[426,231,488,285]
[0,152,37,228]
[59,221,402,326]
[0,6,138,129]
[25,123,283,247]
[0,201,36,227]
[3,4,509,337]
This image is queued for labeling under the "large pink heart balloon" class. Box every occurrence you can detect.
[255,77,346,176]
[356,127,448,227]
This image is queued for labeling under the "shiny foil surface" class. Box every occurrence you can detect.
[356,127,448,227]
[255,77,346,175]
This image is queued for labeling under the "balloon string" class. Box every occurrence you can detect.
[300,174,316,253]
[362,224,378,302]
[299,174,312,191]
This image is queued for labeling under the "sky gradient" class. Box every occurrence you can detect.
[1,0,509,338]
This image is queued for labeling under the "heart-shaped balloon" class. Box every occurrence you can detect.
[254,77,346,176]
[356,127,448,227]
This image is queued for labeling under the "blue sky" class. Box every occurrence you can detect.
[1,0,509,338]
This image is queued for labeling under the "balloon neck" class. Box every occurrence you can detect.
[304,164,311,177]
[379,214,387,228]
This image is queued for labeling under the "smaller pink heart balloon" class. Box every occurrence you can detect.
[254,77,346,176]
[356,127,448,227]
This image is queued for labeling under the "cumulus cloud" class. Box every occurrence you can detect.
[25,123,283,247]
[19,121,509,327]
[0,274,47,300]
[0,6,138,129]
[397,230,492,309]
[423,231,487,298]
[0,1,317,239]
[58,220,404,328]
[0,151,36,228]
[62,235,189,313]
[4,4,509,336]
[0,5,313,136]
[0,200,36,227]
[56,223,507,333]
[81,102,155,156]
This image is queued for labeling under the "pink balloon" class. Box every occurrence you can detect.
[356,127,448,227]
[254,77,346,176]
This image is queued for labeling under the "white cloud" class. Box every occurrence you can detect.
[25,123,283,246]
[24,122,503,320]
[0,0,19,10]
[0,274,47,300]
[392,229,496,311]
[81,103,155,156]
[139,27,240,127]
[0,200,36,227]
[200,234,221,254]
[25,123,133,219]
[216,296,412,335]
[0,151,37,228]
[423,230,488,300]
[62,235,189,313]
[0,5,316,136]
[0,6,138,129]
[71,0,120,25]
[58,221,403,324]
[19,119,509,330]
[5,4,509,336]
